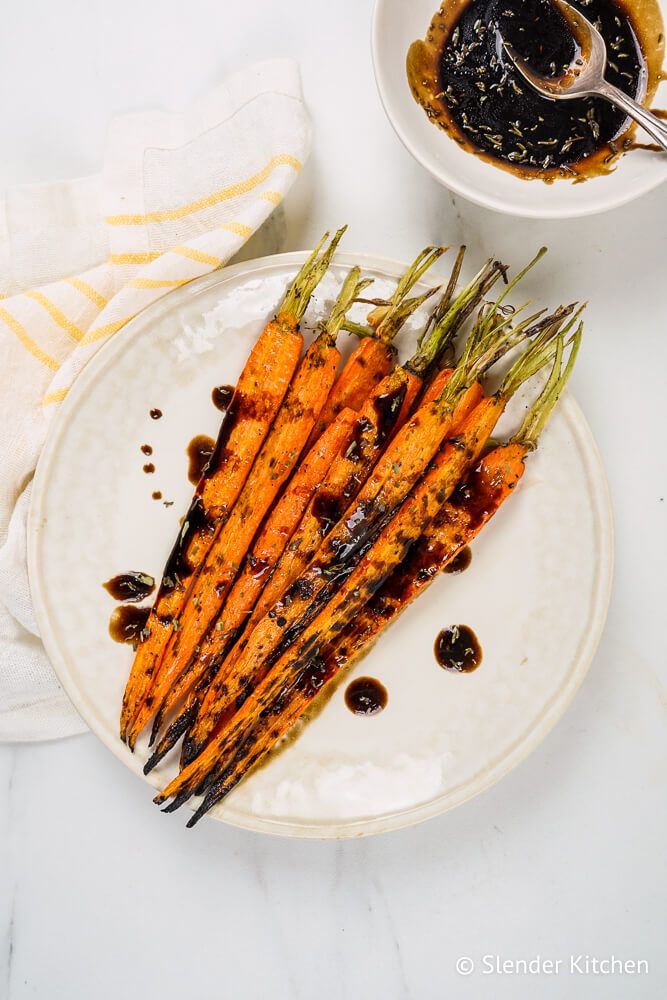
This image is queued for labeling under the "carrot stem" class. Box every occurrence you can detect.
[280,227,347,322]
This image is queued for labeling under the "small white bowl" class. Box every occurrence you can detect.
[371,0,667,218]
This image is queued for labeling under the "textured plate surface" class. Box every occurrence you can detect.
[28,252,613,838]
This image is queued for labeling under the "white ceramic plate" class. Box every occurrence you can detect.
[371,0,667,218]
[28,252,613,838]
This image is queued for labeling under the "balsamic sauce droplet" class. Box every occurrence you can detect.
[103,571,155,602]
[344,676,388,715]
[143,463,155,474]
[434,625,482,673]
[152,491,162,501]
[186,435,216,485]
[150,408,162,420]
[443,545,472,574]
[108,605,151,644]
[140,444,153,456]
[212,384,235,412]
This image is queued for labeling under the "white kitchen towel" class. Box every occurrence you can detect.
[0,58,310,742]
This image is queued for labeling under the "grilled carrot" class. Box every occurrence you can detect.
[144,250,463,766]
[157,320,580,818]
[146,379,482,772]
[125,263,364,748]
[305,338,395,444]
[156,395,505,807]
[182,451,527,821]
[195,325,583,819]
[118,231,336,742]
[305,245,466,447]
[179,251,506,764]
[172,286,553,781]
[324,443,528,665]
[143,407,358,768]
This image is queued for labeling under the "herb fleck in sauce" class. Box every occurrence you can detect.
[109,605,151,645]
[212,384,235,412]
[443,545,473,574]
[407,0,664,180]
[344,676,388,715]
[187,434,216,485]
[103,571,155,602]
[434,624,482,673]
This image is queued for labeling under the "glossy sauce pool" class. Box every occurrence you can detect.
[344,676,388,715]
[408,0,665,180]
[434,624,483,672]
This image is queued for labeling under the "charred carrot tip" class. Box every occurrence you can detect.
[186,806,207,828]
[161,792,191,813]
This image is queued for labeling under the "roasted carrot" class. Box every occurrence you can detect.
[118,230,333,742]
[146,381,482,771]
[171,282,556,785]
[144,407,358,768]
[179,250,506,764]
[125,263,365,748]
[305,245,466,447]
[193,325,583,820]
[181,448,529,821]
[324,444,527,666]
[156,394,505,807]
[156,319,581,817]
[144,251,465,766]
[326,321,582,670]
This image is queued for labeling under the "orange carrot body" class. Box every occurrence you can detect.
[325,441,526,666]
[182,364,422,760]
[182,443,527,818]
[156,396,507,805]
[126,334,339,747]
[181,375,481,764]
[306,338,396,448]
[148,408,357,742]
[119,316,303,741]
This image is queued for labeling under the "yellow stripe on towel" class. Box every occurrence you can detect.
[171,246,223,267]
[67,277,109,310]
[25,290,85,342]
[0,306,59,370]
[261,191,283,206]
[128,277,190,290]
[81,318,128,345]
[222,221,253,238]
[110,251,162,265]
[105,154,302,225]
[43,387,70,406]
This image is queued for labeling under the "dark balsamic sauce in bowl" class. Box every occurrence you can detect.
[407,0,663,180]
[441,0,641,171]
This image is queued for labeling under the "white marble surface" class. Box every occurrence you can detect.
[1,1,666,998]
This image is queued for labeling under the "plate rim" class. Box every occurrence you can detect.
[28,250,615,839]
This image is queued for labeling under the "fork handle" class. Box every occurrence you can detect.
[597,81,667,152]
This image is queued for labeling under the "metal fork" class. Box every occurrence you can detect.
[502,0,667,151]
